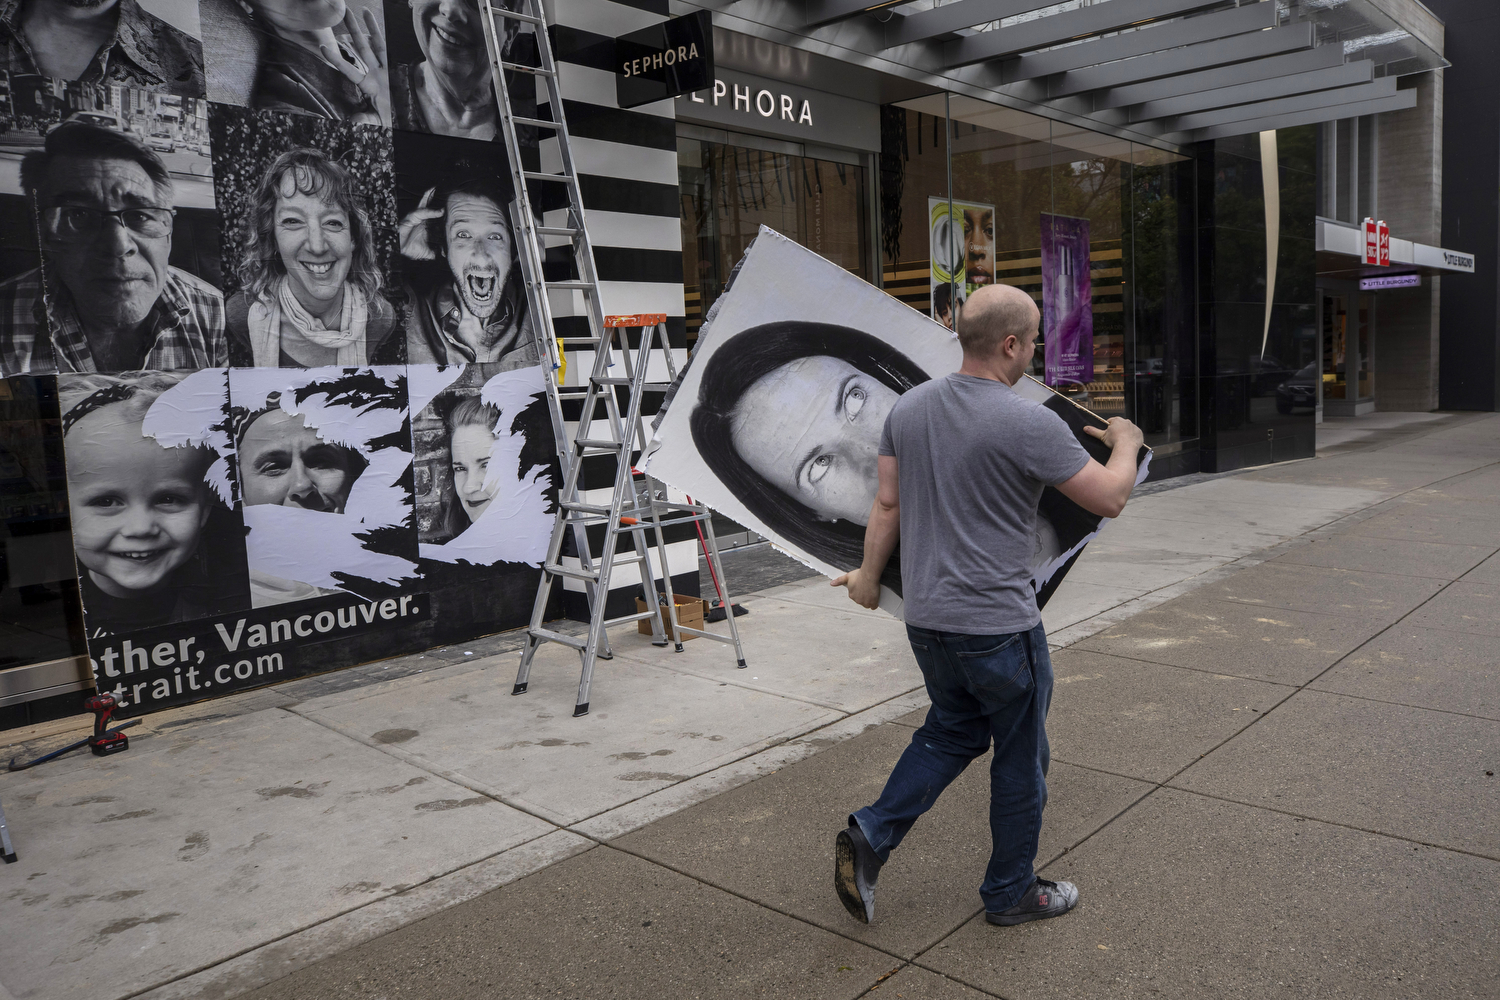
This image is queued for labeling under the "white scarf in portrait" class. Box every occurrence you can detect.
[247,278,370,367]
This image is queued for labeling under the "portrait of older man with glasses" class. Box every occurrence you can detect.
[0,121,226,375]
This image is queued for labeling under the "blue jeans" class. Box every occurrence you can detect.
[851,622,1054,913]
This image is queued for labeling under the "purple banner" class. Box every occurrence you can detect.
[1040,214,1093,387]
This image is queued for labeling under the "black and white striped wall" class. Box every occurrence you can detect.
[544,0,700,619]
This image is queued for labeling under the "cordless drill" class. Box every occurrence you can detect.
[86,693,131,757]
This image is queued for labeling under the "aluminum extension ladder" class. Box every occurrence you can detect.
[480,0,747,717]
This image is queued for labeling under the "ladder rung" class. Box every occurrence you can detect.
[544,553,648,581]
[529,627,586,650]
[523,170,574,182]
[538,226,581,236]
[573,437,623,449]
[491,5,544,25]
[557,337,600,346]
[547,281,595,291]
[606,610,666,627]
[513,116,562,130]
[502,61,555,76]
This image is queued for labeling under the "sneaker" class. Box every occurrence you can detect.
[834,822,882,924]
[985,877,1079,926]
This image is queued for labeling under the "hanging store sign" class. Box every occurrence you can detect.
[616,10,714,110]
[1360,273,1421,290]
[1363,218,1390,266]
[674,70,881,152]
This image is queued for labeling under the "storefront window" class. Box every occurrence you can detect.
[679,135,869,341]
[1,376,87,677]
[879,95,1196,449]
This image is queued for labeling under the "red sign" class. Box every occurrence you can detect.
[1363,218,1391,267]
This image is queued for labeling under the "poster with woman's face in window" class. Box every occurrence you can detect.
[645,226,1130,618]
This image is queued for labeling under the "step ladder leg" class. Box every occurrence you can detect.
[700,509,749,668]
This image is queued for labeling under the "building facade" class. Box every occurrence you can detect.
[0,0,1483,724]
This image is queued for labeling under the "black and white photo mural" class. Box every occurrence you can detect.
[646,227,1149,618]
[0,0,683,715]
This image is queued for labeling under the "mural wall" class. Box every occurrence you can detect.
[0,0,564,714]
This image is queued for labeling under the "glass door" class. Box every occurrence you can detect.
[1322,294,1348,400]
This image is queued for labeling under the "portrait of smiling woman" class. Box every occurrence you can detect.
[226,147,401,367]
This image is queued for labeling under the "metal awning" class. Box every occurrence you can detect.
[729,0,1447,149]
[1316,220,1476,280]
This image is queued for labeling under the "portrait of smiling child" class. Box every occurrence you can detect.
[60,372,231,636]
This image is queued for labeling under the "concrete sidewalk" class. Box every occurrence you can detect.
[2,414,1498,999]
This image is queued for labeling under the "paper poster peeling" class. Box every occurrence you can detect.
[646,226,1147,618]
[59,370,252,637]
[229,366,419,607]
[415,364,555,567]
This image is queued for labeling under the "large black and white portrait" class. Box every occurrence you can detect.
[382,0,534,139]
[0,0,205,97]
[209,104,403,367]
[646,227,1140,616]
[410,361,553,561]
[58,367,250,637]
[229,364,418,607]
[0,117,224,376]
[201,0,391,124]
[408,361,556,640]
[394,130,534,367]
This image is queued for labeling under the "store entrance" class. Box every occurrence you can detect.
[1322,290,1375,416]
[678,133,871,344]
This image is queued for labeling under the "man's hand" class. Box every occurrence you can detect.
[1083,416,1144,452]
[831,567,881,610]
[398,188,444,260]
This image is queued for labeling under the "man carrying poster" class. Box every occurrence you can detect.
[830,283,1144,929]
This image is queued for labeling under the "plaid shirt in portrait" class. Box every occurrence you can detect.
[0,266,227,375]
[0,0,204,97]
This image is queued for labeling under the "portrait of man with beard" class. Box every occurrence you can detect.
[398,171,536,368]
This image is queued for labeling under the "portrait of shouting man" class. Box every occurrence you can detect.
[399,173,537,368]
[0,122,226,375]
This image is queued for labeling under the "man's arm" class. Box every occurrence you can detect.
[831,454,899,610]
[1056,416,1145,519]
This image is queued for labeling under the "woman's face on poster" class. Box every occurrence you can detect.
[66,411,210,598]
[964,208,995,286]
[728,356,899,525]
[412,0,486,81]
[273,173,355,311]
[450,422,497,522]
[240,410,362,513]
[250,0,349,34]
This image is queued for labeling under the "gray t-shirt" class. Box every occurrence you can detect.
[879,373,1091,635]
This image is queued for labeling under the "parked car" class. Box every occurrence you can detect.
[146,131,174,153]
[1276,362,1319,413]
[55,110,127,132]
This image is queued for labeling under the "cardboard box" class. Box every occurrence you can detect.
[636,595,710,638]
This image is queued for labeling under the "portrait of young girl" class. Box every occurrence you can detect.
[59,371,250,637]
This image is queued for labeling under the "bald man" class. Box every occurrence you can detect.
[831,283,1143,928]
